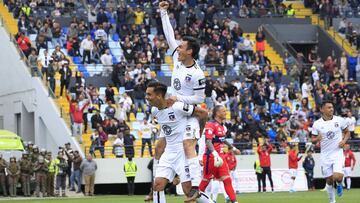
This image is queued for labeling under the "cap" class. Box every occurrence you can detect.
[40,148,46,153]
[65,142,71,146]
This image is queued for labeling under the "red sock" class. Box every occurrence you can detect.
[199,180,209,192]
[223,178,237,201]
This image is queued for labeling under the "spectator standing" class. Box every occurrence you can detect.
[70,151,83,193]
[303,150,315,190]
[80,154,97,196]
[124,130,136,158]
[105,101,116,119]
[28,49,39,77]
[124,157,137,196]
[48,58,56,93]
[134,6,145,25]
[38,49,51,80]
[91,110,103,130]
[225,147,240,194]
[46,152,56,197]
[59,62,72,97]
[339,52,348,81]
[81,35,94,64]
[72,101,89,144]
[140,118,153,157]
[345,111,356,139]
[255,27,265,53]
[17,32,31,56]
[113,131,124,158]
[100,49,113,76]
[257,141,274,192]
[98,127,108,158]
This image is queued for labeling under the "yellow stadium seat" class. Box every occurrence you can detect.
[129,113,136,121]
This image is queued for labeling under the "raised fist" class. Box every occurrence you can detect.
[159,1,169,10]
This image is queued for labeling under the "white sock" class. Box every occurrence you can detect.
[290,179,295,191]
[196,192,213,203]
[188,157,202,187]
[326,183,335,203]
[346,177,351,189]
[211,180,220,201]
[153,191,166,203]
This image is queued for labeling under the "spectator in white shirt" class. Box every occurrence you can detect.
[38,49,51,80]
[301,80,312,99]
[139,118,154,157]
[243,34,254,62]
[113,131,124,158]
[94,25,107,41]
[118,93,133,121]
[345,111,356,139]
[81,35,94,64]
[100,49,113,76]
[311,66,319,85]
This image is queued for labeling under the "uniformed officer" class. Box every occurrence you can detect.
[7,157,20,197]
[46,152,56,197]
[32,145,40,163]
[27,141,34,154]
[34,156,48,197]
[55,151,68,197]
[0,153,8,196]
[124,157,137,196]
[40,148,47,159]
[19,152,32,197]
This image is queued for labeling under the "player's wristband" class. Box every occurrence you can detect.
[232,147,237,151]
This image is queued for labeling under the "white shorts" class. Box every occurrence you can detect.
[344,167,352,177]
[156,149,191,183]
[321,155,345,178]
[289,168,298,177]
[183,117,200,140]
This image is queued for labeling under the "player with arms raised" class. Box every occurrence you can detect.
[199,105,241,203]
[311,100,350,203]
[155,1,206,201]
[145,82,208,203]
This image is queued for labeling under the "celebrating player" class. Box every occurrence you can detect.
[288,144,302,193]
[145,82,208,203]
[156,1,206,201]
[343,144,356,190]
[311,100,350,203]
[199,105,240,203]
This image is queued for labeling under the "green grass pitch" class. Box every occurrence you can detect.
[2,189,359,203]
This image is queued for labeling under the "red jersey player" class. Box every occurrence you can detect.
[288,144,302,192]
[225,146,240,194]
[257,141,274,192]
[344,144,356,190]
[199,105,240,203]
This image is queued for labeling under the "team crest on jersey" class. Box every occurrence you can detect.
[168,112,176,121]
[326,131,335,139]
[173,78,181,90]
[185,74,192,82]
[334,122,339,128]
[162,125,172,136]
[186,125,191,132]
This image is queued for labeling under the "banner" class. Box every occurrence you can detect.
[177,168,308,195]
[236,168,308,193]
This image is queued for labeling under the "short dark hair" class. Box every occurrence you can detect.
[147,81,167,97]
[212,105,223,119]
[321,100,334,108]
[183,36,200,60]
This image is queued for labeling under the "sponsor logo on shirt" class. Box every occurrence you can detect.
[173,78,181,90]
[326,131,335,139]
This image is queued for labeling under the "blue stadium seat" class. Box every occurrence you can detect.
[119,87,125,94]
[83,71,90,78]
[136,113,145,121]
[112,56,118,64]
[157,71,164,77]
[77,64,86,72]
[112,33,120,42]
[62,27,68,35]
[72,56,82,64]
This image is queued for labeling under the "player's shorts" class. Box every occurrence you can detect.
[156,148,191,183]
[321,153,345,178]
[289,168,298,177]
[183,117,200,140]
[202,154,229,180]
[344,167,352,177]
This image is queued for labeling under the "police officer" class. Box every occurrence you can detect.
[32,145,40,163]
[20,152,32,197]
[27,141,34,154]
[34,156,48,197]
[0,153,8,196]
[55,151,68,197]
[303,150,315,190]
[124,157,137,196]
[40,148,47,159]
[254,159,263,192]
[46,152,56,197]
[8,157,20,197]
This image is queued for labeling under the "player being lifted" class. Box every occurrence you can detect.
[311,100,350,203]
[155,1,206,201]
[199,105,241,203]
[145,82,208,203]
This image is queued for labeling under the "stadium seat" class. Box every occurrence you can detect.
[72,57,81,64]
[119,87,125,95]
[129,113,136,121]
[29,34,37,42]
[100,104,108,113]
[99,87,106,96]
[136,112,145,121]
[132,121,141,130]
[112,33,120,42]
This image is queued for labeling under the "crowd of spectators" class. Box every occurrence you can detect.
[3,0,360,157]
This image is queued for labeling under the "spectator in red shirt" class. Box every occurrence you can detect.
[344,144,356,190]
[17,32,31,56]
[257,140,274,192]
[225,146,240,194]
[288,144,302,192]
[72,101,89,144]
